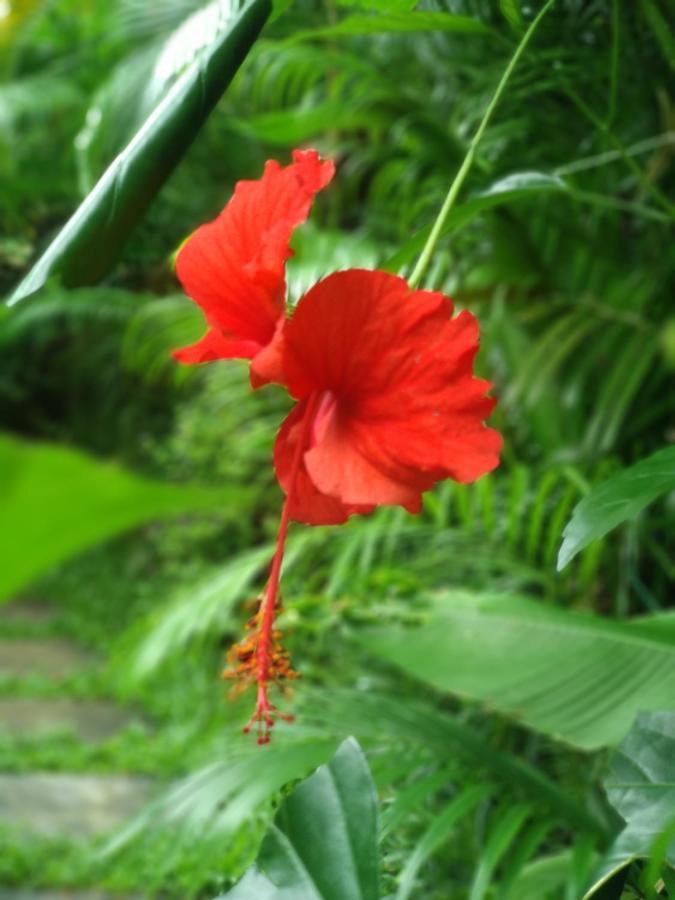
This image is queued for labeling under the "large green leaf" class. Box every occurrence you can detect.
[584,712,675,898]
[557,446,675,570]
[8,0,271,306]
[0,432,248,602]
[361,592,675,750]
[219,738,380,899]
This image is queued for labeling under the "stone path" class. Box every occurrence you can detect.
[0,698,141,742]
[0,773,154,838]
[0,638,94,680]
[0,600,155,894]
[1,600,55,624]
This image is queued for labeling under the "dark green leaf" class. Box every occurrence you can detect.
[584,711,675,897]
[558,446,675,570]
[8,0,271,305]
[362,592,675,749]
[0,432,248,602]
[219,738,380,899]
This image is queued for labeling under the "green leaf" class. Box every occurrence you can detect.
[500,0,524,30]
[558,446,675,570]
[584,711,675,898]
[8,0,271,306]
[0,432,248,602]
[219,738,380,899]
[383,171,568,273]
[106,736,339,855]
[506,850,587,900]
[291,11,490,43]
[469,803,532,900]
[396,785,493,900]
[361,592,675,750]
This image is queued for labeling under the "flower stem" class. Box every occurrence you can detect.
[244,392,319,743]
[408,0,556,290]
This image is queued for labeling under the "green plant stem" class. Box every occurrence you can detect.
[408,0,555,289]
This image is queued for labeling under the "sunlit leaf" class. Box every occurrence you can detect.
[0,432,248,602]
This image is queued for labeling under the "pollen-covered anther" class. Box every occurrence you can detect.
[221,594,298,742]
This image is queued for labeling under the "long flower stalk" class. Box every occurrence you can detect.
[408,0,556,290]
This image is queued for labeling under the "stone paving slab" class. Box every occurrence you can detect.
[0,639,94,679]
[0,774,154,837]
[0,699,141,743]
[0,600,55,624]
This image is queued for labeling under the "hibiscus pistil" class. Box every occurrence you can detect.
[223,392,320,743]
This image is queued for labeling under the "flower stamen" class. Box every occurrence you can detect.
[223,392,320,744]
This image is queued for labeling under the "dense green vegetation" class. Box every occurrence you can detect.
[1,0,674,897]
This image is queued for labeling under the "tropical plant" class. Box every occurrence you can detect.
[1,0,674,897]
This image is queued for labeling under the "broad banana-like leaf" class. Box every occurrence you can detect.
[362,592,675,750]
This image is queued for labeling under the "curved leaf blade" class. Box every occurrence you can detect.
[220,738,380,900]
[8,0,271,306]
[558,446,675,570]
[362,592,675,749]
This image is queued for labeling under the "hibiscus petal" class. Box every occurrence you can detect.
[174,149,334,372]
[304,401,423,508]
[281,269,501,509]
[274,400,373,526]
[172,328,261,364]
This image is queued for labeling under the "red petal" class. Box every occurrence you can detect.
[281,269,501,508]
[274,400,374,526]
[173,329,261,364]
[175,149,334,370]
[249,317,287,389]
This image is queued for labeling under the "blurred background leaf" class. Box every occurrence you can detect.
[362,591,675,749]
[0,431,248,602]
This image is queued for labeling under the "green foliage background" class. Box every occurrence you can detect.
[0,0,674,897]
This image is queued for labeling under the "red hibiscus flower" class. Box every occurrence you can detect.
[173,148,334,387]
[173,150,501,743]
[275,268,501,526]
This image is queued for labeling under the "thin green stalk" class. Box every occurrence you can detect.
[408,0,555,289]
